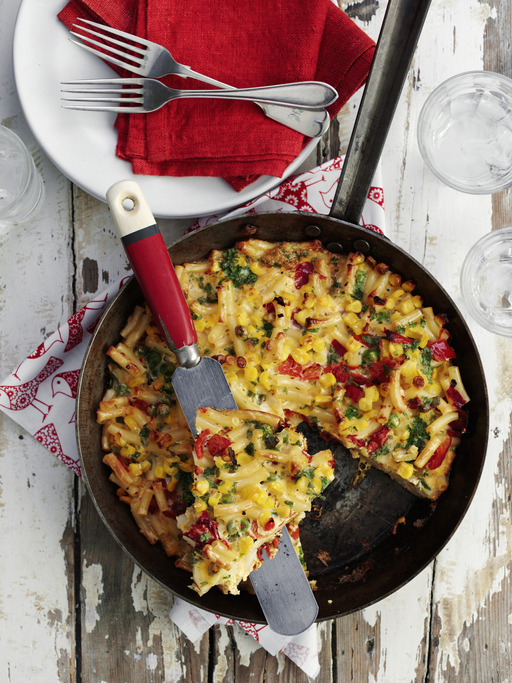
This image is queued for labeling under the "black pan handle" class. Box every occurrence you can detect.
[330,0,432,224]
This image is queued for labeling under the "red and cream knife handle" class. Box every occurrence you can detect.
[106,180,198,360]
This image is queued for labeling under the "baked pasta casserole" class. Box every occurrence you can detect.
[98,238,470,595]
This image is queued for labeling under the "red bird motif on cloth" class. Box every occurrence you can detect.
[64,294,109,353]
[13,328,65,380]
[0,356,63,419]
[34,423,81,477]
[51,369,80,399]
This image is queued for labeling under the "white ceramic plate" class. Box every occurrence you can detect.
[13,0,320,219]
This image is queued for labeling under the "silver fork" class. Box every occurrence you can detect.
[60,78,338,113]
[69,18,331,136]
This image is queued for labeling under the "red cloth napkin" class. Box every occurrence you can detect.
[59,0,375,191]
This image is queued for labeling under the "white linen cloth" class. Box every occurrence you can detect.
[0,157,385,678]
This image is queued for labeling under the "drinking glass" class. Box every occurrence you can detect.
[461,227,512,336]
[0,125,44,230]
[418,71,512,194]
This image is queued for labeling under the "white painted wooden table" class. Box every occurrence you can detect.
[1,1,511,681]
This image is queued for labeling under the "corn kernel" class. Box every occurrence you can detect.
[304,295,315,309]
[431,382,443,396]
[247,325,258,336]
[251,314,264,327]
[291,348,310,365]
[214,456,225,469]
[141,460,152,473]
[314,464,333,479]
[124,416,138,432]
[311,338,325,353]
[292,453,309,470]
[311,477,322,494]
[128,375,145,388]
[246,287,258,301]
[407,445,419,457]
[259,510,273,527]
[412,295,423,308]
[252,489,268,506]
[263,495,275,509]
[208,492,222,506]
[294,309,309,326]
[239,537,254,555]
[365,385,380,403]
[166,478,179,493]
[120,444,136,458]
[296,476,310,493]
[319,372,336,388]
[268,481,285,495]
[217,481,232,494]
[314,394,331,405]
[192,479,210,496]
[194,499,207,514]
[352,254,365,265]
[400,300,415,315]
[237,311,249,326]
[401,359,416,378]
[397,462,414,480]
[346,299,363,313]
[390,311,402,322]
[225,371,238,383]
[154,465,166,479]
[276,503,291,518]
[388,342,403,357]
[318,295,331,308]
[389,273,402,287]
[402,280,415,293]
[260,370,272,391]
[128,463,143,477]
[250,261,265,275]
[362,410,379,420]
[300,337,314,352]
[164,463,179,477]
[244,364,258,382]
[419,332,430,348]
[346,336,361,353]
[343,312,360,329]
[359,397,373,412]
[194,319,206,333]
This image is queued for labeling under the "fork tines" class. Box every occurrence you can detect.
[70,18,150,74]
[61,78,145,112]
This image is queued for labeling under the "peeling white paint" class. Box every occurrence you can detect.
[145,652,158,670]
[82,562,104,634]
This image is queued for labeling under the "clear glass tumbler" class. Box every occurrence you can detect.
[0,125,44,229]
[461,227,512,336]
[418,71,512,194]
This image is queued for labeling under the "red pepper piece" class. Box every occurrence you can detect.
[294,262,314,289]
[446,384,467,409]
[164,500,187,519]
[194,429,211,459]
[324,363,349,383]
[385,330,414,345]
[264,519,275,533]
[206,434,233,455]
[182,511,220,549]
[347,435,366,448]
[428,339,456,361]
[366,426,391,455]
[345,384,363,403]
[278,355,322,381]
[427,436,451,470]
[132,398,149,411]
[331,339,348,358]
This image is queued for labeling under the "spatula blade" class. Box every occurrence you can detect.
[249,527,319,636]
[172,357,237,438]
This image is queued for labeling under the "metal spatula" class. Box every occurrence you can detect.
[106,179,318,636]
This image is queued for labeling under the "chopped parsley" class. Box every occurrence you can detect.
[244,442,255,456]
[219,248,257,288]
[405,416,429,452]
[345,405,361,420]
[420,347,434,382]
[352,269,367,300]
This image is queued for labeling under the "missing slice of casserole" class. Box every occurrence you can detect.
[176,408,334,596]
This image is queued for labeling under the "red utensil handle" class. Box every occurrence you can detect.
[106,180,197,351]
